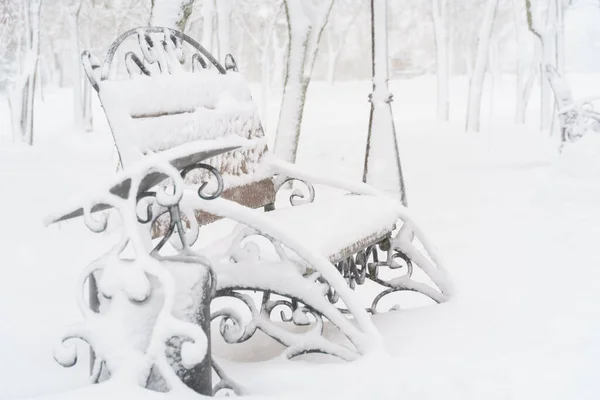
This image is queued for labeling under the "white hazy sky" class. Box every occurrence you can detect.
[566,0,600,72]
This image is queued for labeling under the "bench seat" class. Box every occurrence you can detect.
[265,194,400,263]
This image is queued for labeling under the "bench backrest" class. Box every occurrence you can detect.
[83,27,275,230]
[545,65,574,112]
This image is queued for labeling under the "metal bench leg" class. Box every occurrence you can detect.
[180,266,213,395]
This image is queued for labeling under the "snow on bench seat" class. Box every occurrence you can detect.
[266,194,401,263]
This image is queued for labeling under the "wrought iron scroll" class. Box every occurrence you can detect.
[82,27,232,96]
[210,227,373,362]
[135,162,224,254]
[273,175,316,207]
[329,239,434,313]
[101,27,226,80]
[327,220,451,313]
[53,159,232,396]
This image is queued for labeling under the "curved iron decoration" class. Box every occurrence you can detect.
[210,227,371,362]
[224,54,238,72]
[191,53,207,71]
[324,237,443,314]
[100,26,226,80]
[212,359,243,396]
[125,51,151,77]
[136,191,157,224]
[212,290,328,357]
[180,163,224,200]
[274,176,316,207]
[82,27,233,186]
[136,162,224,253]
[81,50,100,91]
[54,159,224,396]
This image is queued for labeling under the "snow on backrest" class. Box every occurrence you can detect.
[88,27,275,192]
[546,65,574,112]
[97,70,271,190]
[86,27,276,230]
[98,70,260,155]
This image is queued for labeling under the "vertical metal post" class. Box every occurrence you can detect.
[363,0,407,206]
[89,274,99,374]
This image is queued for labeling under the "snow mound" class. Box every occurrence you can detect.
[558,134,600,180]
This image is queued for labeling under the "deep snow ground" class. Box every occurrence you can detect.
[1,74,600,399]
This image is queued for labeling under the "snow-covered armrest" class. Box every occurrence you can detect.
[44,138,249,226]
[267,155,381,197]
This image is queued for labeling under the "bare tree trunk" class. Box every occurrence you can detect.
[202,0,215,53]
[10,0,42,145]
[260,47,270,127]
[80,10,93,132]
[271,30,286,96]
[69,0,93,133]
[555,0,565,75]
[513,0,525,123]
[275,2,310,164]
[49,40,64,87]
[325,28,335,84]
[541,0,556,131]
[465,47,474,80]
[551,0,566,137]
[37,59,44,102]
[70,3,83,134]
[432,0,449,121]
[274,0,334,164]
[260,8,282,130]
[514,0,541,124]
[216,0,233,62]
[465,0,499,133]
[516,56,538,124]
[7,93,18,144]
[526,0,557,132]
[488,39,497,125]
[150,0,195,31]
[363,0,407,204]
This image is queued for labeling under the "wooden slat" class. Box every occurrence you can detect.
[151,178,276,238]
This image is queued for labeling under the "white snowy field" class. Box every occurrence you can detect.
[1,73,600,399]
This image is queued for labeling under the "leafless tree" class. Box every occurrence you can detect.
[274,0,334,164]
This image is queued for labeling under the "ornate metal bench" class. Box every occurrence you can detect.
[46,27,452,397]
[546,65,600,144]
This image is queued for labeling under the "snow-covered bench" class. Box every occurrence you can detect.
[545,65,600,143]
[46,27,452,396]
